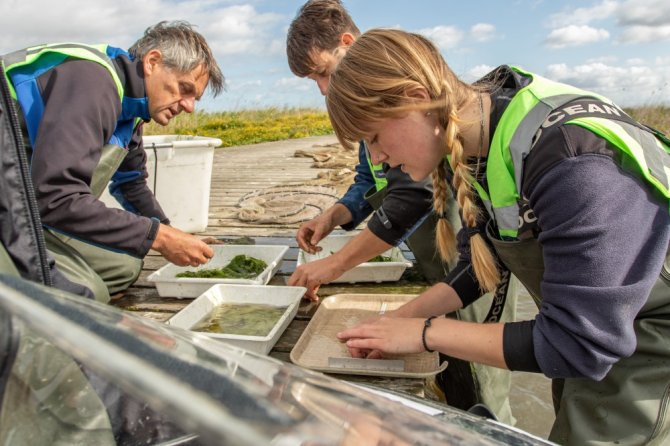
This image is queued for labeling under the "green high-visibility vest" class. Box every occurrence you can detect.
[3,43,124,101]
[480,66,670,239]
[363,142,388,191]
[2,43,145,150]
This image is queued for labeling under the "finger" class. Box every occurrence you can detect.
[345,337,382,352]
[337,327,367,341]
[203,244,214,258]
[310,227,325,246]
[287,271,301,287]
[365,349,383,360]
[201,236,224,245]
[298,239,316,255]
[303,286,320,302]
[348,347,367,358]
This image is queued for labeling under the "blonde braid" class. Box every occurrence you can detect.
[442,86,500,293]
[323,28,502,292]
[432,160,457,262]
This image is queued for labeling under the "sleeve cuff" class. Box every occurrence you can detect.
[139,217,161,256]
[503,320,542,372]
[366,214,402,245]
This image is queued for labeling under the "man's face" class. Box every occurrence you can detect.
[306,46,347,96]
[143,50,209,126]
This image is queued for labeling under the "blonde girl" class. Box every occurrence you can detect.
[331,28,670,445]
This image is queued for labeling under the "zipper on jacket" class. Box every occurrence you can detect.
[0,64,52,286]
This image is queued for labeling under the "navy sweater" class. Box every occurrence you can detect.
[444,67,670,380]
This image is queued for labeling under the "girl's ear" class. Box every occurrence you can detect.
[405,86,431,103]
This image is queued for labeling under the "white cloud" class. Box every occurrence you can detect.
[227,79,263,91]
[626,58,645,66]
[418,25,464,51]
[547,0,618,27]
[463,64,497,82]
[470,23,496,42]
[197,5,285,56]
[545,0,670,46]
[544,61,670,106]
[616,0,670,27]
[586,55,619,64]
[545,25,610,48]
[619,24,670,43]
[274,76,312,91]
[0,1,285,58]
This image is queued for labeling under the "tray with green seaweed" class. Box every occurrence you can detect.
[148,244,289,298]
[297,234,412,284]
[328,251,393,263]
[176,255,267,279]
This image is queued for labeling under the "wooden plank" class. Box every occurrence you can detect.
[113,135,433,398]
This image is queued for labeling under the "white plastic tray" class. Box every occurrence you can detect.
[296,234,412,283]
[148,244,289,298]
[167,284,305,355]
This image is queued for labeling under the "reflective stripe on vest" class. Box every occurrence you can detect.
[3,43,140,150]
[3,43,123,101]
[364,142,388,191]
[485,66,670,238]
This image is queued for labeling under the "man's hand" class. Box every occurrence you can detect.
[152,223,214,266]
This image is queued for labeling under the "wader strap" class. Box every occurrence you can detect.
[483,269,511,323]
[90,144,127,198]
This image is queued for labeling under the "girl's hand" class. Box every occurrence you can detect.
[336,317,426,357]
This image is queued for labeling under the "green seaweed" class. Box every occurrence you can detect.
[194,303,287,336]
[328,250,393,263]
[176,255,268,279]
[367,255,394,263]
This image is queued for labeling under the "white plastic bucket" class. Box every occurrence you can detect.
[100,135,221,233]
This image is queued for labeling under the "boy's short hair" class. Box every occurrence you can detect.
[286,0,360,77]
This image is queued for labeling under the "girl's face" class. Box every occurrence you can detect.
[364,110,445,181]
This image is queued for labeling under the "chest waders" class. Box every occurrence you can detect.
[482,66,670,445]
[4,44,144,303]
[0,63,116,446]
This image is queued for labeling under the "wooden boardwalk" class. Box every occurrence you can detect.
[112,134,554,437]
[112,134,434,396]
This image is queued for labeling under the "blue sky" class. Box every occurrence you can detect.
[1,0,668,111]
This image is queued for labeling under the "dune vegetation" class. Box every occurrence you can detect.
[144,106,669,147]
[144,107,332,147]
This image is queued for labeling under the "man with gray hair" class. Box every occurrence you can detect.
[2,21,225,303]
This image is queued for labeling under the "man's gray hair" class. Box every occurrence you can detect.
[129,20,225,97]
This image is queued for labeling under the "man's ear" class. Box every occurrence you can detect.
[143,49,163,75]
[340,32,356,47]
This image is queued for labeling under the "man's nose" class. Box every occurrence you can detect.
[180,97,196,113]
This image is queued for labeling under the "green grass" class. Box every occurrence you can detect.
[626,106,670,134]
[144,108,333,147]
[144,106,669,147]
